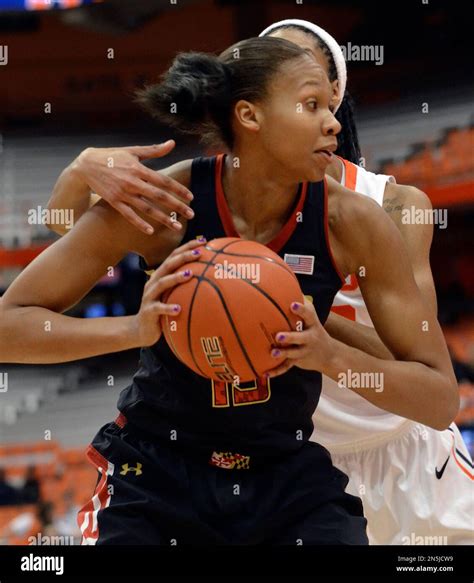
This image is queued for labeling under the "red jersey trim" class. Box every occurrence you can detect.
[214,153,308,254]
[114,413,127,429]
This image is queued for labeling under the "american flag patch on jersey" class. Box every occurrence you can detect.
[284,253,315,275]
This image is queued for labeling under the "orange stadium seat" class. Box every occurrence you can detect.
[1,440,98,544]
[381,127,474,200]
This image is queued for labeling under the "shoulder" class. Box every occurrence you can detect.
[159,158,193,189]
[381,183,434,258]
[87,159,196,262]
[383,182,432,214]
[326,176,395,274]
[88,199,184,267]
[326,176,383,231]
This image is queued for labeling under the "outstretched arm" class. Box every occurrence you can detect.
[46,142,194,236]
[0,197,200,364]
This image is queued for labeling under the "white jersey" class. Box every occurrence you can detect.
[312,158,474,546]
[312,157,402,453]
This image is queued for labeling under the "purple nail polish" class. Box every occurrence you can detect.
[192,249,201,256]
[173,305,180,313]
[276,333,286,342]
[272,349,281,357]
[183,269,191,277]
[197,236,206,243]
[291,302,300,310]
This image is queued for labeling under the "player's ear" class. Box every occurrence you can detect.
[331,80,340,106]
[234,100,261,134]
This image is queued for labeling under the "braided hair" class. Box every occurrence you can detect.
[334,91,362,165]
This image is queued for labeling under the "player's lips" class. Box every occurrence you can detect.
[313,149,334,163]
[313,142,337,163]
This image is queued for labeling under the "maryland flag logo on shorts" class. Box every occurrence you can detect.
[209,451,250,470]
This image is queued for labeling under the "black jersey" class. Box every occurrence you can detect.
[117,154,344,463]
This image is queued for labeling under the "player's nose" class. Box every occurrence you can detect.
[323,111,341,137]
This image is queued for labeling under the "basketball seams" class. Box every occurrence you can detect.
[183,239,248,378]
[163,238,304,382]
[192,250,301,328]
[186,259,218,378]
[204,242,300,283]
[198,277,259,379]
[222,277,295,329]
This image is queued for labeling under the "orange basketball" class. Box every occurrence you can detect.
[161,237,305,383]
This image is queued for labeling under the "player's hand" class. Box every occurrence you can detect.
[265,299,333,378]
[72,141,194,234]
[130,237,205,347]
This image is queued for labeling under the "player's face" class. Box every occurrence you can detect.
[256,54,340,182]
[269,27,340,107]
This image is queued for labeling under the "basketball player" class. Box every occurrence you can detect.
[43,20,474,545]
[0,37,459,545]
[260,20,474,545]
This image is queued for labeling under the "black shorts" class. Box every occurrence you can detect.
[77,414,368,545]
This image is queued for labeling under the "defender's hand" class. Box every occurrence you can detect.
[73,141,194,234]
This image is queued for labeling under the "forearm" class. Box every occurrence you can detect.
[321,337,458,430]
[0,305,138,364]
[325,311,394,360]
[46,160,93,235]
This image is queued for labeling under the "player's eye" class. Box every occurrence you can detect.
[307,100,318,111]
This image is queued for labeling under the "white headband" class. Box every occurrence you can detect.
[259,18,347,113]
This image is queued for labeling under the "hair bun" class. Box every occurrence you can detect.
[170,53,232,124]
[135,52,232,133]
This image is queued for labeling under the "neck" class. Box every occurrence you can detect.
[222,150,302,239]
[325,156,344,183]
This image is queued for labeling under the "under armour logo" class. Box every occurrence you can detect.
[120,463,143,476]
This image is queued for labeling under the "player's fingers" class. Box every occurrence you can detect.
[148,300,181,316]
[151,247,202,281]
[136,163,194,202]
[113,201,155,235]
[132,183,195,220]
[146,269,193,300]
[129,194,188,232]
[290,299,319,328]
[147,240,204,280]
[273,330,308,346]
[271,346,307,360]
[265,359,294,379]
[126,140,175,161]
[167,236,206,259]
